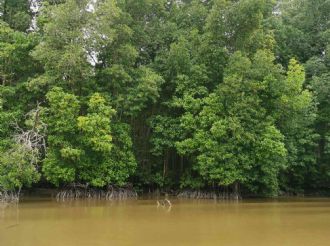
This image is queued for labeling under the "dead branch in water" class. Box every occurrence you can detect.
[156,198,172,207]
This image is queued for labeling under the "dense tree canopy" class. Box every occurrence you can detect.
[0,0,329,197]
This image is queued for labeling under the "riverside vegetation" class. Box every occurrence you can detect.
[0,0,329,201]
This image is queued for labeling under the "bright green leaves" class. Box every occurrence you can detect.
[60,147,83,162]
[175,51,308,194]
[42,151,76,187]
[104,122,137,186]
[252,125,287,195]
[287,59,305,91]
[28,0,142,188]
[0,18,40,191]
[78,93,115,153]
[0,144,40,192]
[77,122,136,187]
[45,87,80,134]
[0,0,326,196]
[42,88,136,187]
[42,87,80,186]
[281,59,312,112]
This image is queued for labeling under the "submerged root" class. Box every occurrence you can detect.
[177,190,241,200]
[56,186,137,201]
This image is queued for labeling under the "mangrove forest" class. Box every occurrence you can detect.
[1,0,330,201]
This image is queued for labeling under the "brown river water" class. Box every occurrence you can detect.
[1,197,330,246]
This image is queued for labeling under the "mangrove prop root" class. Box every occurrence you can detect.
[177,190,242,200]
[56,187,138,201]
[0,190,20,203]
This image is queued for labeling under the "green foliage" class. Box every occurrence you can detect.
[0,21,39,85]
[273,0,329,192]
[32,0,92,93]
[42,87,136,187]
[176,51,288,194]
[78,93,115,153]
[42,87,80,186]
[0,144,40,191]
[0,0,329,197]
[1,0,31,31]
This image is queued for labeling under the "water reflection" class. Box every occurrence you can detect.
[1,198,330,246]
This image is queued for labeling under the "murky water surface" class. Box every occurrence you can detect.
[1,198,330,246]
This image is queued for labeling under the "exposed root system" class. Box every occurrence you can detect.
[0,190,20,203]
[56,186,137,201]
[177,190,241,200]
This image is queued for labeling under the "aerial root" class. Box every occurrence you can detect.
[177,190,241,200]
[0,190,20,203]
[56,186,137,201]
